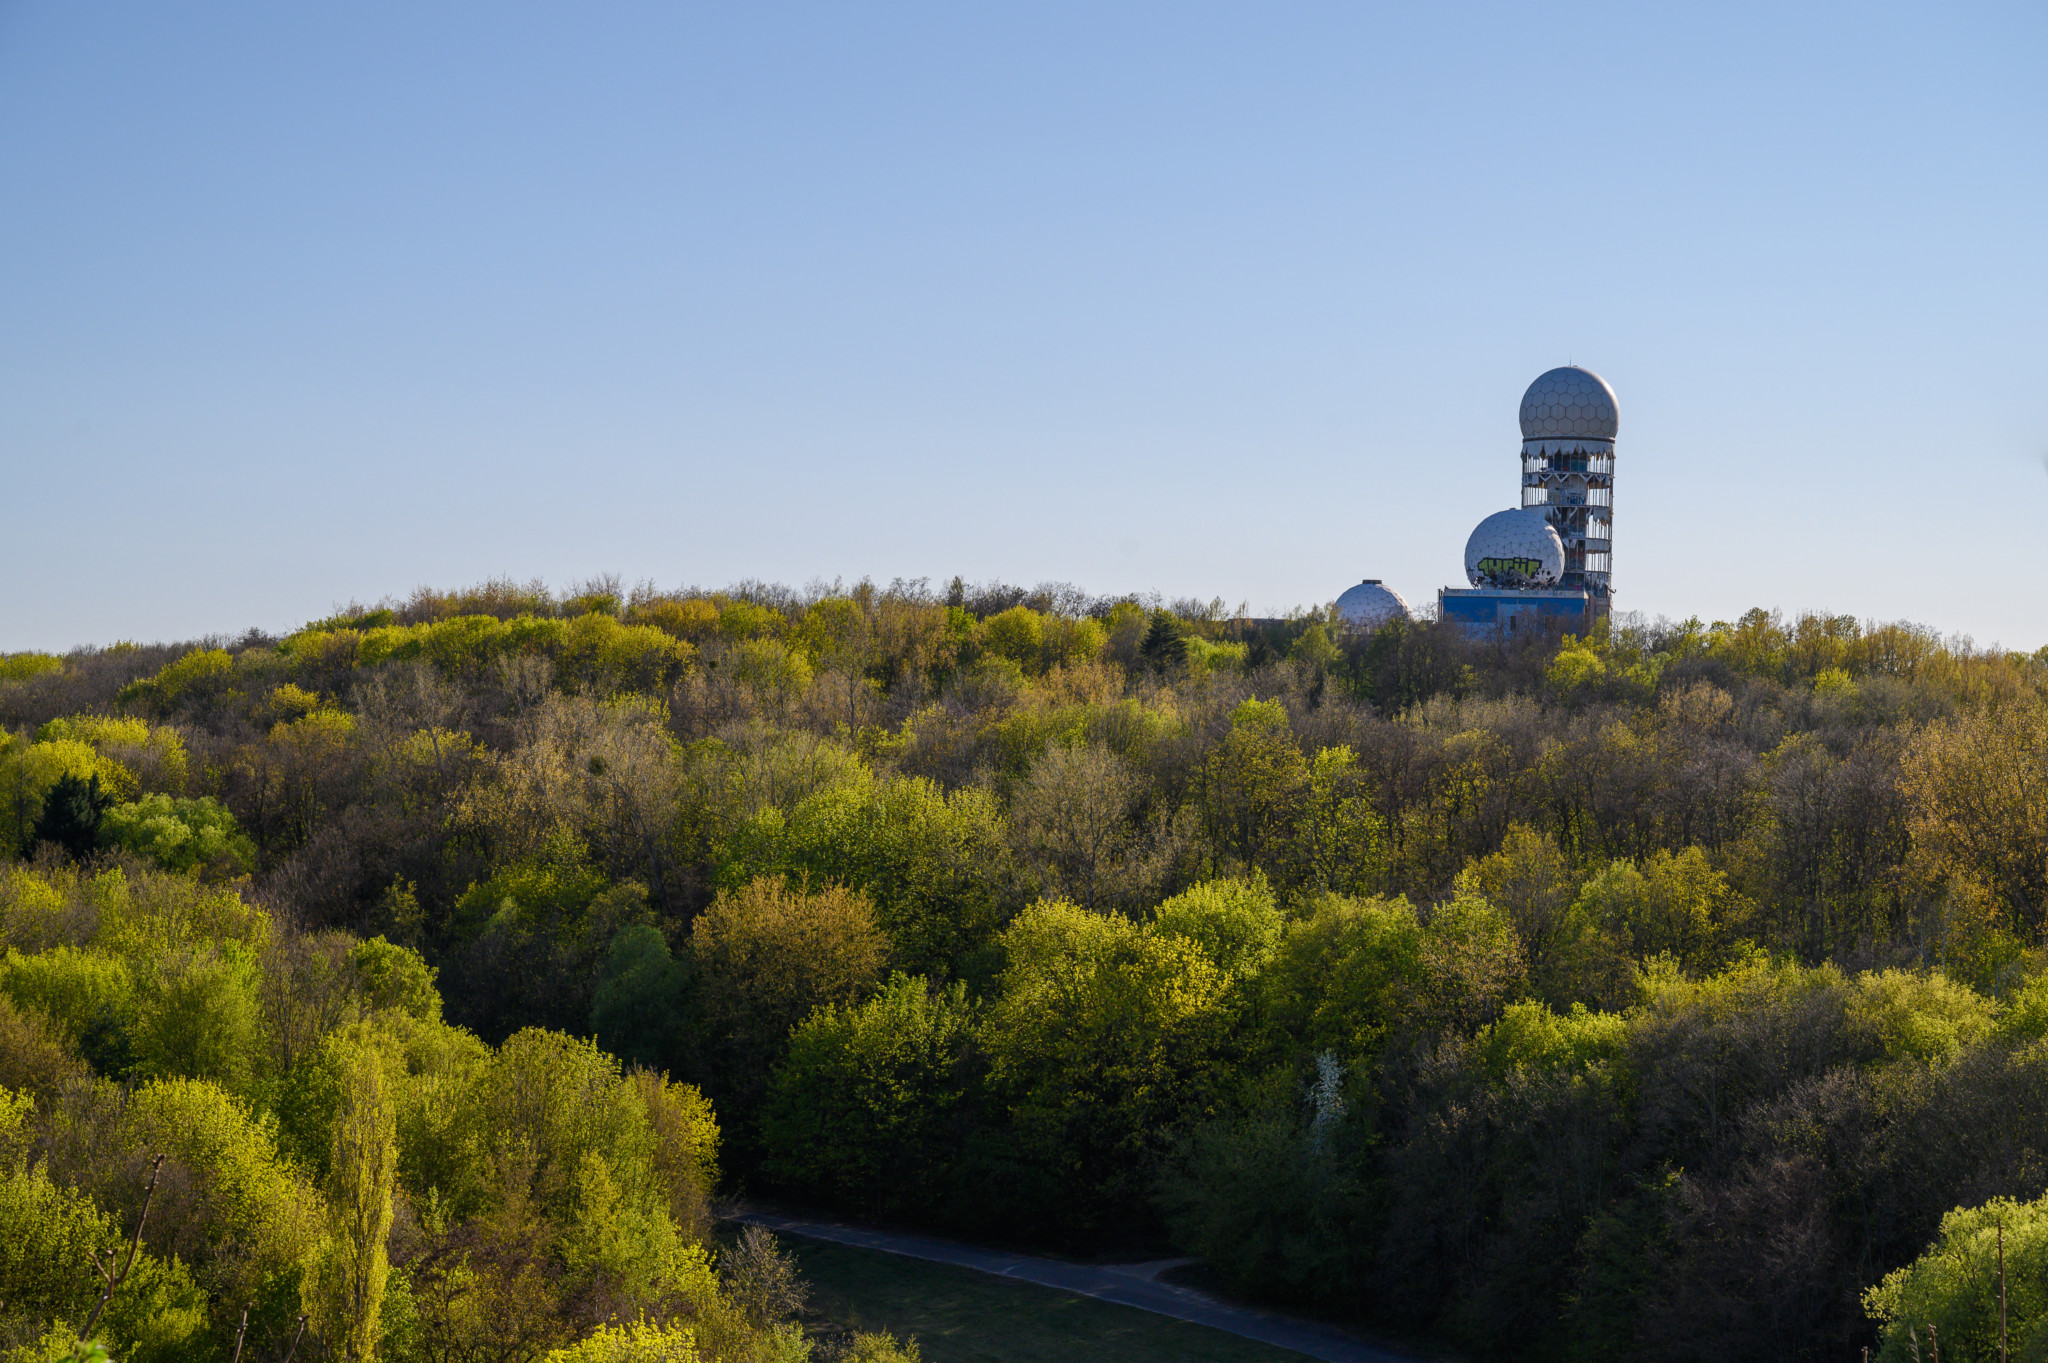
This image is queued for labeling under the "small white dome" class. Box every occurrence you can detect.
[1335,580,1411,630]
[1465,508,1564,587]
[1519,366,1618,440]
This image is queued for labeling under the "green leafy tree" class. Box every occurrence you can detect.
[128,944,264,1094]
[0,1085,206,1361]
[1866,1194,2048,1361]
[1199,700,1307,875]
[590,924,690,1071]
[120,1076,325,1340]
[1150,876,1284,981]
[1260,892,1428,1059]
[759,973,974,1216]
[1454,823,1577,996]
[303,1040,397,1362]
[720,770,1019,978]
[687,877,888,1124]
[98,795,255,874]
[977,901,1234,1237]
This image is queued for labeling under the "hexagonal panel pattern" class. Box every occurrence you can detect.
[1335,579,1411,629]
[1464,508,1565,587]
[1518,366,1619,440]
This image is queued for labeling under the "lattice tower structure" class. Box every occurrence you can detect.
[1517,366,1618,601]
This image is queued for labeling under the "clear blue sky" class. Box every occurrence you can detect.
[3,2,2043,652]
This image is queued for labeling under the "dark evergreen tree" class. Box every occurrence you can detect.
[1140,608,1187,668]
[33,771,112,858]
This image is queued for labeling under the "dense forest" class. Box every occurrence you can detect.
[4,574,2047,1363]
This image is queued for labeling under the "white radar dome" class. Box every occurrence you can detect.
[1519,366,1618,440]
[1464,508,1565,588]
[1335,580,1411,630]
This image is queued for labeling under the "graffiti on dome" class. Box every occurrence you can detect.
[1476,556,1545,578]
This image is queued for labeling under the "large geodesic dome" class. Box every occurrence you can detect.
[1519,366,1619,441]
[1335,580,1410,630]
[1464,508,1565,587]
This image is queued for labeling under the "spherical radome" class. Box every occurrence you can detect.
[1464,509,1565,587]
[1335,580,1411,630]
[1519,366,1618,440]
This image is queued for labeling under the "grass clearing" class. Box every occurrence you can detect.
[786,1236,1320,1363]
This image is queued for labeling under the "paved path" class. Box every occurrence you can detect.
[728,1205,1421,1363]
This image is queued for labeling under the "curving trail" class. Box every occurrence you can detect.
[728,1205,1425,1363]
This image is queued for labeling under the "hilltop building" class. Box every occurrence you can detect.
[1439,366,1617,635]
[1334,579,1411,630]
[1332,365,1618,638]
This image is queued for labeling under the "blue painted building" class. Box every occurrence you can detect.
[1439,586,1595,634]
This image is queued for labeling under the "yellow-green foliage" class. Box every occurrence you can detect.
[1546,639,1607,692]
[69,865,270,960]
[128,943,265,1092]
[0,867,68,952]
[1470,1000,1629,1080]
[1865,1194,2048,1361]
[971,606,1107,675]
[278,1009,489,1196]
[558,1149,704,1306]
[0,946,135,1048]
[1259,889,1525,1051]
[983,606,1045,668]
[0,868,275,1103]
[1845,968,1997,1062]
[971,693,1178,783]
[352,936,443,1023]
[1996,972,2048,1042]
[1261,893,1427,1057]
[271,704,356,748]
[540,1321,700,1362]
[1545,625,1664,701]
[722,637,813,707]
[267,681,323,722]
[1637,955,1997,1068]
[123,1077,325,1303]
[302,1039,397,1363]
[1554,847,1747,999]
[719,765,1013,974]
[441,1029,672,1223]
[99,795,255,874]
[0,653,65,682]
[554,612,696,695]
[118,647,235,714]
[1184,637,1250,673]
[1635,949,1825,1023]
[1151,876,1284,980]
[0,1087,206,1362]
[281,612,692,695]
[759,973,971,1211]
[34,716,189,795]
[631,597,720,640]
[979,900,1233,1190]
[0,737,131,852]
[629,1069,721,1216]
[715,599,784,642]
[834,1333,925,1363]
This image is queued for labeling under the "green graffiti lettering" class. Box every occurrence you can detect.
[1475,556,1543,578]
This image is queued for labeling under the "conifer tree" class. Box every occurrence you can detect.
[32,771,111,858]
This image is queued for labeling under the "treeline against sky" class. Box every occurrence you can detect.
[4,575,2048,1362]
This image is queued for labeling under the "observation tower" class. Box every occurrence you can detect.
[1438,366,1618,634]
[1517,366,1617,601]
